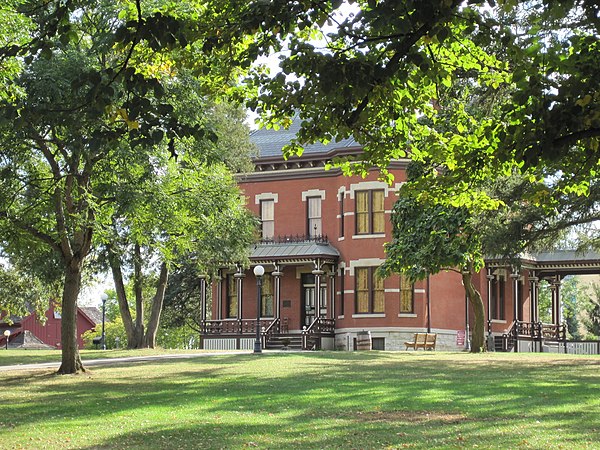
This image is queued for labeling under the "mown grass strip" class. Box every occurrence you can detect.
[1,352,599,449]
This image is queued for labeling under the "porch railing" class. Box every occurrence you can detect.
[260,318,280,348]
[259,234,329,244]
[301,317,335,350]
[499,321,567,352]
[204,318,276,335]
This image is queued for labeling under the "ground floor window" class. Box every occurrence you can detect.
[226,274,237,318]
[372,337,385,350]
[355,267,385,314]
[261,273,274,317]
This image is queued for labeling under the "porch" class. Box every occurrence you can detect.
[493,320,600,355]
[201,317,336,350]
[199,235,339,350]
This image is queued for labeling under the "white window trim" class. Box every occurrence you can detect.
[348,258,385,276]
[255,193,279,205]
[352,313,386,318]
[302,189,326,202]
[351,233,386,240]
[398,313,417,318]
[349,181,390,199]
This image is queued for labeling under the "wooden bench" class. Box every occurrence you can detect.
[424,333,437,351]
[404,333,437,351]
[404,333,427,350]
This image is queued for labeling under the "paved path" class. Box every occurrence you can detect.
[0,350,268,372]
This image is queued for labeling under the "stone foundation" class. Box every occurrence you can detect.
[334,328,468,351]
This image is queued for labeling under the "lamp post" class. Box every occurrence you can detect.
[100,293,108,350]
[253,265,265,354]
[3,330,10,350]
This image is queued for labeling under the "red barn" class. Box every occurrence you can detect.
[1,301,100,349]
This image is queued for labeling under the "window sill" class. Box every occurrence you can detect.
[352,234,386,239]
[337,315,345,319]
[398,313,417,318]
[338,236,345,241]
[491,319,507,324]
[352,313,386,318]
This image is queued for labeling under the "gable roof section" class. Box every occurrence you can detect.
[80,307,103,326]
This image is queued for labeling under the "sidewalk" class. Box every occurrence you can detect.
[0,350,264,372]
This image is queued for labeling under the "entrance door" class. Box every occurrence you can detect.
[303,285,316,327]
[301,274,327,327]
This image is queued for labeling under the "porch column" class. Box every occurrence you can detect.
[510,269,520,322]
[272,263,283,322]
[216,269,223,320]
[313,258,324,319]
[551,276,562,325]
[328,267,336,319]
[486,268,494,336]
[199,274,207,333]
[234,265,245,320]
[529,275,539,323]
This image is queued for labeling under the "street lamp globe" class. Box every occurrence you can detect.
[3,329,10,350]
[253,265,265,277]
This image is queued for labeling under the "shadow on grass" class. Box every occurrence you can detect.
[2,353,600,449]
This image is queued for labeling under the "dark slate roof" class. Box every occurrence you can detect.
[531,250,600,263]
[250,116,358,159]
[251,241,340,261]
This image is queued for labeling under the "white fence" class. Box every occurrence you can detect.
[202,338,254,350]
[515,338,600,355]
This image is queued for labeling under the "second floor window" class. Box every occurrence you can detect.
[356,190,385,234]
[307,197,322,237]
[355,267,385,314]
[260,199,274,239]
[339,194,345,237]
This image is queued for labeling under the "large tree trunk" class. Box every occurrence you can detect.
[58,262,85,374]
[462,268,486,353]
[109,251,140,349]
[144,262,169,348]
[133,243,145,347]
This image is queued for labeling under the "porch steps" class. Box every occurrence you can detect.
[493,336,505,352]
[264,334,303,350]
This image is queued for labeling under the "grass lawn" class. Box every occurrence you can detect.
[1,351,599,449]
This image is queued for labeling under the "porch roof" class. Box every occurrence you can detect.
[250,240,340,265]
[487,250,600,277]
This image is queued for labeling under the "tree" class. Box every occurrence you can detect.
[0,0,256,373]
[100,161,256,349]
[249,1,599,206]
[0,263,49,322]
[583,283,600,339]
[380,185,488,352]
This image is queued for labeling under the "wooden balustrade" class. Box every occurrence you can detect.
[301,317,336,350]
[203,318,276,335]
